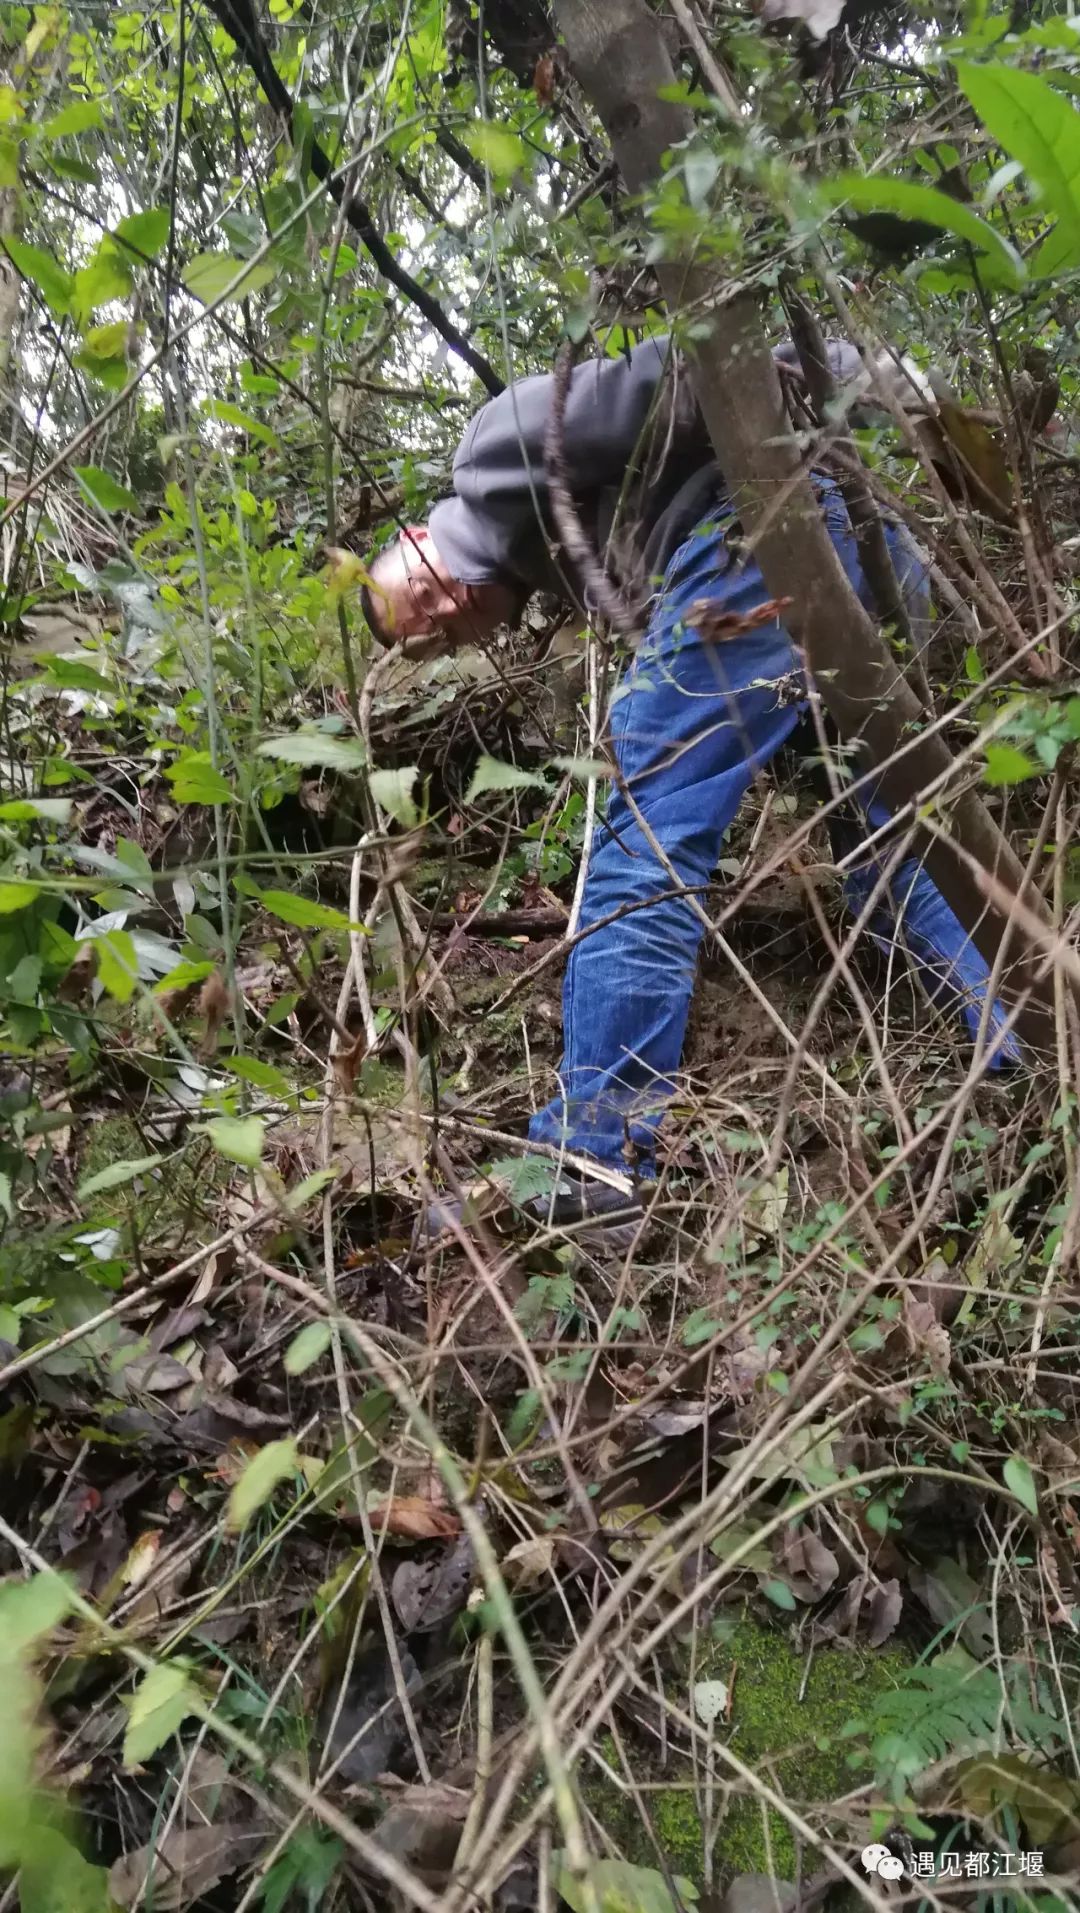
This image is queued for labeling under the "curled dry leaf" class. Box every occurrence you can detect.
[369,1495,461,1541]
[502,1532,557,1589]
[867,1576,904,1648]
[902,1288,951,1375]
[781,1527,840,1602]
[197,970,230,1053]
[109,1822,266,1910]
[372,1781,470,1881]
[392,1531,476,1631]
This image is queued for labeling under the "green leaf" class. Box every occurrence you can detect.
[78,1154,162,1201]
[821,172,1024,286]
[227,1437,298,1530]
[552,1854,699,1913]
[956,61,1080,276]
[203,398,280,447]
[166,751,233,804]
[984,741,1038,785]
[112,206,171,260]
[369,764,420,828]
[284,1166,338,1211]
[94,929,137,1002]
[1004,1452,1039,1517]
[220,1053,294,1098]
[123,1662,198,1768]
[43,99,103,139]
[0,796,71,823]
[0,881,40,913]
[761,1577,798,1611]
[256,733,367,772]
[37,655,114,694]
[203,1115,264,1168]
[466,753,546,800]
[0,1569,73,1654]
[284,1321,333,1375]
[73,465,137,514]
[486,1155,558,1203]
[256,888,354,931]
[182,251,278,305]
[461,121,528,187]
[72,244,133,319]
[3,238,72,313]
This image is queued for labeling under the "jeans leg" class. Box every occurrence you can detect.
[530,534,805,1172]
[844,798,1021,1065]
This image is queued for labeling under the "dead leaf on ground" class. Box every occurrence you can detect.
[936,399,1014,518]
[867,1576,904,1647]
[908,1555,993,1656]
[781,1526,840,1601]
[392,1532,476,1631]
[372,1781,469,1881]
[902,1288,951,1375]
[120,1530,162,1589]
[109,1822,266,1910]
[502,1532,558,1589]
[197,971,230,1053]
[368,1495,461,1541]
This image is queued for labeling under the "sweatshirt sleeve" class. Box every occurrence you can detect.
[428,335,673,586]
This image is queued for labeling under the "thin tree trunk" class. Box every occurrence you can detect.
[553,0,1064,1055]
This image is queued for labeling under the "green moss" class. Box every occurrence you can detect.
[77,1114,222,1243]
[582,1609,916,1888]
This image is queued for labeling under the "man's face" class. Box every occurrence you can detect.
[367,526,515,652]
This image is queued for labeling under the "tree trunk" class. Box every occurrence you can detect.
[553,0,1063,1055]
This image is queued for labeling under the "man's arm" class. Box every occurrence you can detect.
[426,334,865,590]
[428,335,674,586]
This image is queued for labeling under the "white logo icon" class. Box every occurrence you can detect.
[861,1844,905,1881]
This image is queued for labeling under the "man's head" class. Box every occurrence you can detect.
[362,525,517,653]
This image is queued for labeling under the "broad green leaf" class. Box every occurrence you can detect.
[227,1437,298,1530]
[220,1053,294,1098]
[72,244,133,319]
[552,1854,699,1913]
[0,1569,73,1654]
[0,881,40,913]
[284,1166,338,1211]
[43,99,103,139]
[3,237,72,313]
[369,764,420,828]
[821,173,1023,286]
[957,61,1080,276]
[73,465,137,514]
[95,929,137,1002]
[485,1155,557,1203]
[37,655,113,694]
[462,121,528,187]
[761,1577,798,1611]
[1004,1453,1039,1517]
[984,742,1038,785]
[17,1824,113,1913]
[182,251,278,305]
[466,753,546,800]
[203,398,280,447]
[203,1115,264,1168]
[256,887,354,931]
[123,1662,198,1768]
[78,1154,162,1201]
[154,958,214,993]
[165,751,233,804]
[256,733,367,772]
[0,796,71,823]
[113,206,171,260]
[284,1321,333,1374]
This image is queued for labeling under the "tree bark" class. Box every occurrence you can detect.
[553,0,1062,1055]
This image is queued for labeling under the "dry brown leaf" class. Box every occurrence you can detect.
[370,1495,461,1541]
[331,1029,366,1094]
[109,1822,266,1910]
[502,1533,557,1588]
[902,1289,951,1375]
[392,1533,476,1630]
[533,51,556,106]
[936,399,1014,518]
[198,970,230,1053]
[120,1530,162,1590]
[867,1576,903,1647]
[781,1527,839,1601]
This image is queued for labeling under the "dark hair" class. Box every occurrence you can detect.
[358,578,386,645]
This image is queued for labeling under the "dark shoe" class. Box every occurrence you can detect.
[528,1173,645,1251]
[412,1170,645,1252]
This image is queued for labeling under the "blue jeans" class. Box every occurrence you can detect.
[529,481,1017,1176]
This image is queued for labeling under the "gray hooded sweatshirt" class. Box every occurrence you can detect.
[428,334,863,610]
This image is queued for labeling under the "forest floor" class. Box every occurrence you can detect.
[3,616,1080,1913]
